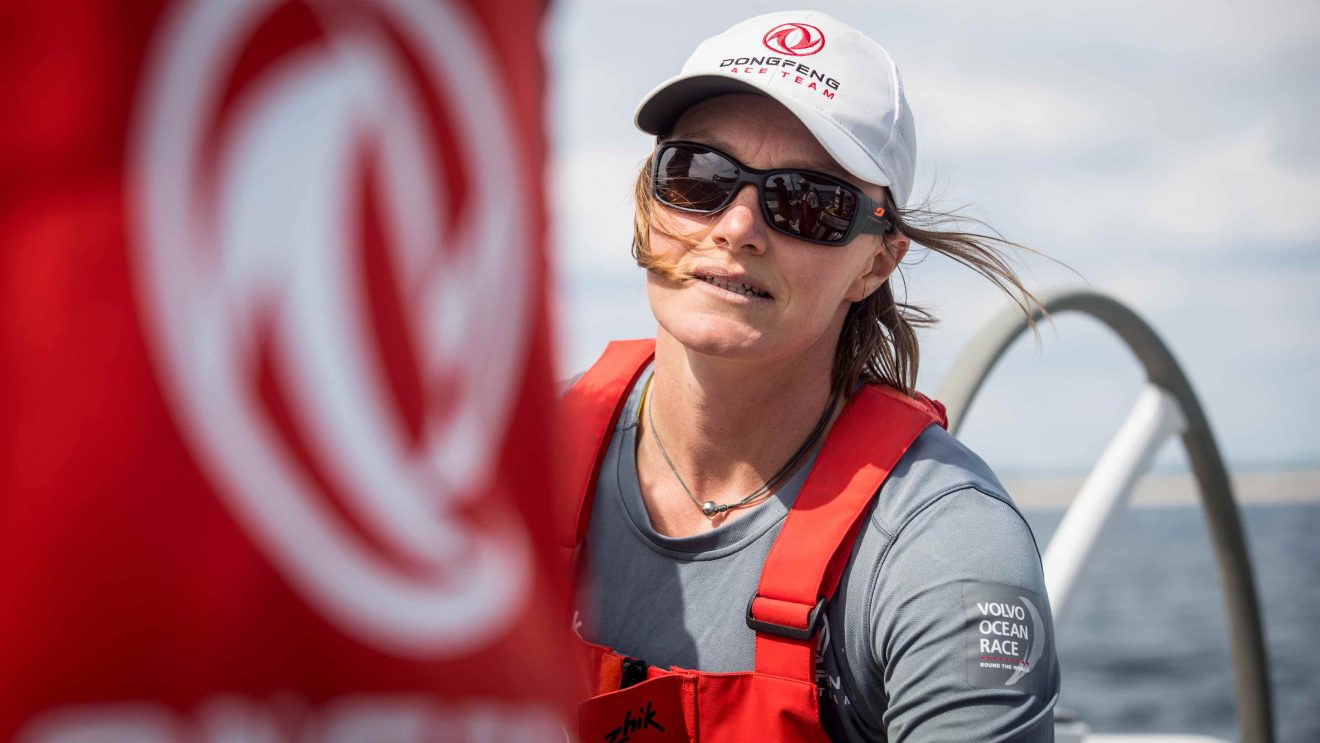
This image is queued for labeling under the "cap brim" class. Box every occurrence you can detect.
[634,73,893,194]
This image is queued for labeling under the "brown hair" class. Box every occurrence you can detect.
[631,154,1051,399]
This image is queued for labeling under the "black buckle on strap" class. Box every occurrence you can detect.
[619,657,650,689]
[745,594,827,641]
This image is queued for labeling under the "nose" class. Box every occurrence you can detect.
[708,183,768,254]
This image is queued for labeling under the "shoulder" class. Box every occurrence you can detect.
[558,339,656,402]
[824,429,1059,737]
[556,371,585,399]
[831,420,1046,647]
[861,423,1045,604]
[869,423,1026,540]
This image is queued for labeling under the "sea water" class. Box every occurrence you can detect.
[1023,502,1320,743]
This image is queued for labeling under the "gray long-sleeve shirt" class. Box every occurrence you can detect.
[575,367,1060,741]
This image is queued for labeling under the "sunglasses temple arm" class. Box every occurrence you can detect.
[863,212,895,235]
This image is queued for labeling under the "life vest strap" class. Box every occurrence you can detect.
[558,338,656,561]
[750,384,942,681]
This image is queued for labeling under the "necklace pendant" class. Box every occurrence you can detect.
[701,501,719,517]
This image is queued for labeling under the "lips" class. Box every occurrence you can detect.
[689,270,772,299]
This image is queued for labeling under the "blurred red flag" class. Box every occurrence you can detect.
[0,0,576,739]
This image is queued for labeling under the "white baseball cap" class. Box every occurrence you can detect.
[634,11,917,207]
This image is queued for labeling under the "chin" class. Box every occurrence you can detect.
[656,309,770,360]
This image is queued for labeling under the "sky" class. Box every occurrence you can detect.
[543,0,1320,475]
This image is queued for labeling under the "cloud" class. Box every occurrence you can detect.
[871,0,1320,63]
[1009,125,1320,251]
[1141,126,1320,244]
[909,68,1115,156]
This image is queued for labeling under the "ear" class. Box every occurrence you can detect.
[846,231,910,303]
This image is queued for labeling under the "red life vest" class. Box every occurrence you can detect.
[559,339,947,741]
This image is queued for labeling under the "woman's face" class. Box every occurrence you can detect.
[646,93,907,368]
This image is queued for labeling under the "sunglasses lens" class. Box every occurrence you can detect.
[654,145,739,211]
[764,173,858,243]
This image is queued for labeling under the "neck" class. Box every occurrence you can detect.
[644,329,839,493]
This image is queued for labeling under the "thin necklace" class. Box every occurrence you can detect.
[641,375,837,518]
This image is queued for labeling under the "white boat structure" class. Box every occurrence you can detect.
[937,289,1275,743]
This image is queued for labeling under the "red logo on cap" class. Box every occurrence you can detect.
[763,23,826,56]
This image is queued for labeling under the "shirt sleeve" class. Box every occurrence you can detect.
[870,487,1061,742]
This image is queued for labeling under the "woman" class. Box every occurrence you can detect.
[561,11,1060,742]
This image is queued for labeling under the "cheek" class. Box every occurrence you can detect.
[785,255,863,312]
[647,209,709,259]
[648,226,683,262]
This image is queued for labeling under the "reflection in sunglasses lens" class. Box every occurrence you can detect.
[658,178,729,210]
[768,173,856,242]
[656,146,737,210]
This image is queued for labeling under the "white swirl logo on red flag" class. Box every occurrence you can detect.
[129,0,534,657]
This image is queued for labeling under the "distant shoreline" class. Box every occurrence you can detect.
[1002,468,1320,510]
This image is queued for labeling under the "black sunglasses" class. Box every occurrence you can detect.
[651,140,894,246]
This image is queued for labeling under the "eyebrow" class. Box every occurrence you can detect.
[664,130,851,179]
